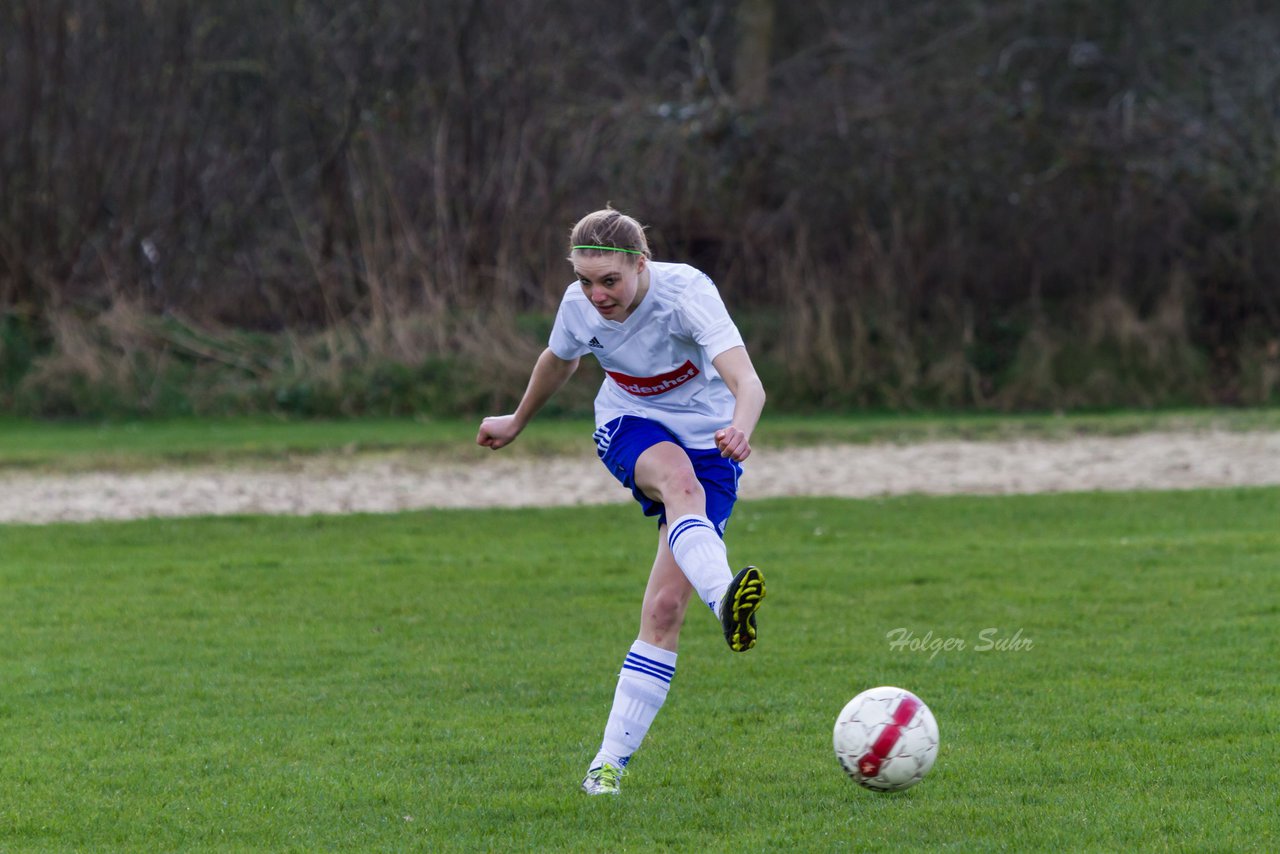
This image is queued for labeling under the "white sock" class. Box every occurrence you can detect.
[667,514,733,614]
[592,640,677,770]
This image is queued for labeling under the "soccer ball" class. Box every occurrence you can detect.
[833,686,939,792]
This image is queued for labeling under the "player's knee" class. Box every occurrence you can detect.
[646,586,688,636]
[662,468,704,503]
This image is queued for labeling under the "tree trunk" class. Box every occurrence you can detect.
[734,0,774,110]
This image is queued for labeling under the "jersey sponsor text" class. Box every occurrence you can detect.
[605,360,700,397]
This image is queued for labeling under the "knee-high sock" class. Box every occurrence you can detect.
[592,640,677,769]
[667,514,733,614]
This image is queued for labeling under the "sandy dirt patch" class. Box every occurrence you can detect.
[1,430,1278,525]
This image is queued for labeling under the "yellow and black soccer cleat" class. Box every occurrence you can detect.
[720,565,766,652]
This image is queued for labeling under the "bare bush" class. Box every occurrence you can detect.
[1,0,1277,415]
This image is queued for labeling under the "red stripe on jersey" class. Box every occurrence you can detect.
[605,360,700,397]
[857,695,921,778]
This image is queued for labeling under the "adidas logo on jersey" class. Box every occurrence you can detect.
[587,337,604,349]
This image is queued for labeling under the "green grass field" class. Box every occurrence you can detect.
[2,482,1277,851]
[2,407,1279,471]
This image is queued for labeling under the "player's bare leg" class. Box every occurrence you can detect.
[633,441,706,520]
[639,529,695,651]
[634,441,765,650]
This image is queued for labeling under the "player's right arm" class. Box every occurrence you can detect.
[476,347,580,450]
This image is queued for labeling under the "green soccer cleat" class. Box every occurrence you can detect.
[720,565,766,652]
[580,763,626,796]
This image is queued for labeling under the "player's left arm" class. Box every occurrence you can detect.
[712,345,766,461]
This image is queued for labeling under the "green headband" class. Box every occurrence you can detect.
[571,244,644,255]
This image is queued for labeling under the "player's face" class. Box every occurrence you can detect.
[574,255,647,321]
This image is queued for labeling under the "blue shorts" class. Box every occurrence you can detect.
[593,416,742,535]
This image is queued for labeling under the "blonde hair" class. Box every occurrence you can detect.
[568,208,651,260]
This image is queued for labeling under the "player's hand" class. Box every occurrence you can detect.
[476,414,522,450]
[714,426,752,462]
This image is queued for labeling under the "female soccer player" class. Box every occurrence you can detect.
[476,207,766,796]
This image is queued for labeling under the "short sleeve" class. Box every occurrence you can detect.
[548,292,590,360]
[680,274,745,360]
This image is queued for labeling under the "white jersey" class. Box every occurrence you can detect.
[548,261,745,449]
